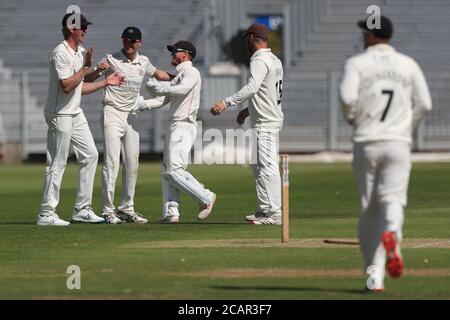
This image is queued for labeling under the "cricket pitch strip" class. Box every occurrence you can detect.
[122,238,450,249]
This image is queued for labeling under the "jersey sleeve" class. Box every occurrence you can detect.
[169,68,199,96]
[103,54,115,77]
[141,96,171,110]
[339,59,360,124]
[146,60,157,77]
[224,58,268,107]
[411,62,432,128]
[52,51,73,80]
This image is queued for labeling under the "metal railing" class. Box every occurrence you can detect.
[284,0,328,67]
[1,68,449,161]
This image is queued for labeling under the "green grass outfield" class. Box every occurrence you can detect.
[0,162,449,299]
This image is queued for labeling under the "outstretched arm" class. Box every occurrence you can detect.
[134,95,171,112]
[210,59,268,115]
[84,59,110,83]
[148,69,199,97]
[153,69,175,81]
[82,72,124,95]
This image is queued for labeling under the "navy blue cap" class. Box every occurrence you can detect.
[167,40,196,59]
[122,26,142,40]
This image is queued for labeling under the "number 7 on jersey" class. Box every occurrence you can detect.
[381,90,394,122]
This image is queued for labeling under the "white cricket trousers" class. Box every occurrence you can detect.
[252,128,282,215]
[39,111,98,216]
[353,141,411,276]
[161,121,212,218]
[101,106,140,214]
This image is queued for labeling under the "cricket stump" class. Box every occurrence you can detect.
[281,154,289,243]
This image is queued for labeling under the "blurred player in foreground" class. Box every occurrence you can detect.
[210,24,284,225]
[134,41,216,223]
[340,15,432,291]
[37,13,124,226]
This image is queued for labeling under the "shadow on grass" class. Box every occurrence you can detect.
[148,221,250,225]
[0,222,36,225]
[0,221,250,226]
[211,285,367,295]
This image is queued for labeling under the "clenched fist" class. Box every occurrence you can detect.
[96,58,110,73]
[210,101,227,116]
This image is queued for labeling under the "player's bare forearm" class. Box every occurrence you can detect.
[84,68,102,83]
[60,66,90,94]
[60,48,96,93]
[84,60,110,83]
[153,69,175,81]
[82,72,124,95]
[82,80,107,95]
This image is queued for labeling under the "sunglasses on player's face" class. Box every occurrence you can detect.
[123,38,141,44]
[171,49,192,57]
[74,26,88,32]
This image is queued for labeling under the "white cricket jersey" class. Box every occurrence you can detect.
[224,48,284,130]
[167,61,201,124]
[103,50,156,112]
[45,41,85,115]
[340,44,432,144]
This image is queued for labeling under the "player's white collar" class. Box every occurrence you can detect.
[119,49,141,64]
[176,60,192,72]
[367,43,395,52]
[63,40,79,56]
[251,48,271,59]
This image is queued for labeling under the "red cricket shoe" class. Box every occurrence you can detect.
[381,231,404,278]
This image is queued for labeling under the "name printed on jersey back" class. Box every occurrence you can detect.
[361,69,410,91]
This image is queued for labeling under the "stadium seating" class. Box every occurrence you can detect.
[0,0,208,154]
[0,0,449,157]
[283,0,450,150]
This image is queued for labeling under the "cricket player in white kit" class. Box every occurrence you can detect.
[98,27,172,224]
[135,41,216,223]
[37,13,124,226]
[340,16,432,291]
[211,24,284,225]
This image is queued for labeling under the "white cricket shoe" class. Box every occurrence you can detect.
[160,215,180,224]
[161,207,180,224]
[102,212,123,224]
[71,207,105,224]
[37,214,70,226]
[251,213,282,225]
[198,192,217,220]
[245,211,266,222]
[117,210,148,224]
[365,265,385,292]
